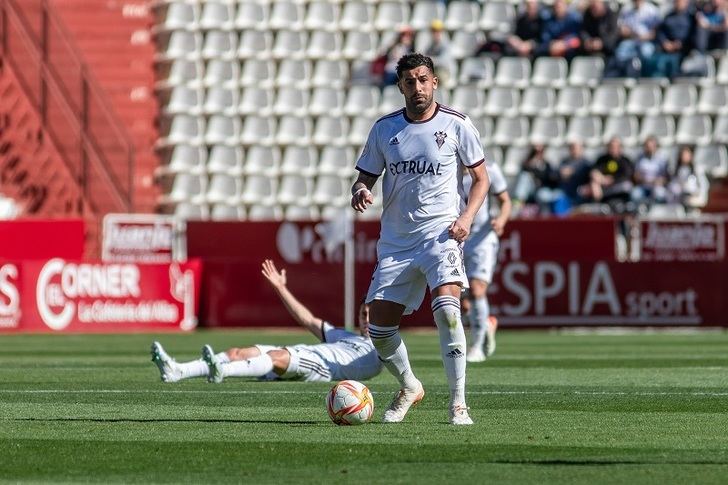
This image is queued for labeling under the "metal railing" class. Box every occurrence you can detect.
[0,0,134,213]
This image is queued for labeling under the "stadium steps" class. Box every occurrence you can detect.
[50,0,160,213]
[0,59,100,257]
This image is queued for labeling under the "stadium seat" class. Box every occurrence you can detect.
[319,146,356,177]
[602,115,639,146]
[157,144,207,176]
[173,202,209,220]
[554,86,590,116]
[207,145,244,176]
[268,1,304,30]
[276,59,312,88]
[434,87,451,106]
[204,115,241,146]
[240,174,278,206]
[484,145,502,166]
[203,86,238,116]
[234,1,269,30]
[155,31,203,63]
[272,30,307,60]
[374,2,410,31]
[201,31,237,60]
[566,115,603,146]
[304,1,340,31]
[625,83,662,115]
[495,57,530,89]
[339,2,375,32]
[160,173,206,204]
[544,145,569,166]
[309,87,345,116]
[238,86,274,116]
[639,114,675,145]
[199,1,235,31]
[502,145,530,176]
[152,2,199,34]
[237,30,273,60]
[311,59,349,88]
[277,174,315,206]
[285,205,320,221]
[662,83,698,115]
[717,55,728,84]
[568,56,604,87]
[211,203,245,220]
[712,114,728,144]
[247,204,283,221]
[307,31,343,60]
[341,31,378,60]
[240,115,276,146]
[344,85,381,117]
[280,146,318,177]
[206,173,242,205]
[519,86,556,116]
[450,85,486,117]
[203,59,239,88]
[697,85,728,115]
[156,59,203,90]
[694,144,728,178]
[445,1,480,32]
[348,115,376,146]
[275,115,313,146]
[479,1,515,33]
[449,31,483,60]
[272,87,310,116]
[244,145,281,177]
[409,1,445,30]
[471,116,494,146]
[312,116,349,146]
[484,86,520,116]
[531,57,568,88]
[458,57,495,88]
[157,114,205,147]
[492,116,529,146]
[590,84,626,116]
[163,86,203,116]
[312,175,349,206]
[675,114,712,145]
[530,116,565,146]
[239,59,276,88]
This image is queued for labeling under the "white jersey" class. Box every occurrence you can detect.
[463,159,508,236]
[294,322,382,381]
[356,104,485,251]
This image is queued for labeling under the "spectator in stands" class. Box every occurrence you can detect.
[424,20,455,87]
[580,0,620,57]
[632,136,670,205]
[649,0,696,78]
[606,0,662,77]
[696,0,728,52]
[557,141,593,210]
[586,137,635,208]
[668,145,708,209]
[375,25,415,87]
[513,143,560,214]
[536,0,583,59]
[475,0,543,58]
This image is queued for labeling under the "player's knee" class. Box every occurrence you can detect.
[227,347,259,361]
[267,349,290,372]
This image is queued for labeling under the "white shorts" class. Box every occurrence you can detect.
[463,230,499,284]
[367,230,468,315]
[255,344,332,382]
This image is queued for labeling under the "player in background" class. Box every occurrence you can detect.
[461,159,511,362]
[350,53,490,425]
[151,260,382,383]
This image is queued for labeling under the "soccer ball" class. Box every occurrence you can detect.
[326,380,374,426]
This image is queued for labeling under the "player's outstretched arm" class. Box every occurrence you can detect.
[450,163,490,242]
[491,190,512,237]
[261,259,324,340]
[350,172,377,213]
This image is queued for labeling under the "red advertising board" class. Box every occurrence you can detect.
[102,214,178,262]
[0,259,202,332]
[0,219,84,259]
[637,217,726,262]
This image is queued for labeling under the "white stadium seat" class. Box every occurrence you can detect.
[207,145,244,176]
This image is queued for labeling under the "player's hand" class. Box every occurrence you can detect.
[261,259,286,288]
[449,215,473,243]
[491,218,506,237]
[351,188,374,213]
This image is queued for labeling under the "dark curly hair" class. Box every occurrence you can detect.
[395,53,435,80]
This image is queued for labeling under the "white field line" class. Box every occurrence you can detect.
[1,389,728,397]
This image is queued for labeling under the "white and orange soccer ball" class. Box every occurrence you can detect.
[326,380,374,426]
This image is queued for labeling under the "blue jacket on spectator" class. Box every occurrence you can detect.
[537,6,583,56]
[656,7,695,54]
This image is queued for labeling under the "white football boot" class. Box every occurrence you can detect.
[485,316,498,357]
[150,341,182,383]
[450,404,474,425]
[382,380,425,423]
[466,346,486,363]
[201,344,224,384]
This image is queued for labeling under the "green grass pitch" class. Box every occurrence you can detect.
[1,329,727,484]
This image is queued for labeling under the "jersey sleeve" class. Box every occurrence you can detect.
[355,123,385,177]
[487,161,509,194]
[458,117,485,169]
[321,321,357,343]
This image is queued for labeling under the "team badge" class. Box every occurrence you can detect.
[434,131,447,149]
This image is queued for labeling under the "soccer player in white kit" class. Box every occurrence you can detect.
[350,53,490,425]
[151,260,382,383]
[461,159,512,362]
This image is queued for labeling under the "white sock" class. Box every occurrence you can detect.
[368,323,419,390]
[215,352,231,364]
[470,296,489,349]
[177,359,209,379]
[221,354,274,378]
[432,295,467,406]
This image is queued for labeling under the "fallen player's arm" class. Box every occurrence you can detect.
[261,259,324,340]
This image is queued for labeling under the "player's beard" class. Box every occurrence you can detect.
[406,91,434,116]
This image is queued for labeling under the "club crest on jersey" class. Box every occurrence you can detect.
[434,131,447,149]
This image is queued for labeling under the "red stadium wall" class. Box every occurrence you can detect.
[187,219,728,328]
